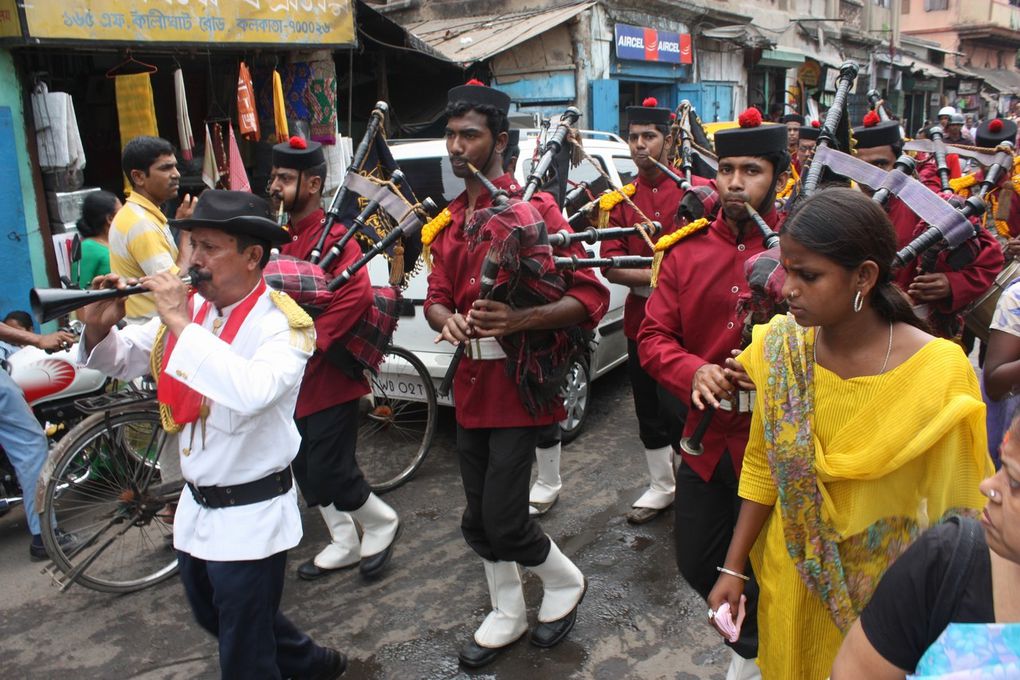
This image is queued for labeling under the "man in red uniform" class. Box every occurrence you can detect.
[271,137,400,581]
[638,109,789,679]
[794,121,820,174]
[974,118,1020,256]
[425,81,608,668]
[600,97,683,524]
[853,117,1003,338]
[781,113,804,157]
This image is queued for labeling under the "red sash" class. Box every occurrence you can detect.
[158,280,266,426]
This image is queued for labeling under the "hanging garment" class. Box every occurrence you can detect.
[272,69,289,143]
[227,125,250,192]
[201,123,230,190]
[308,59,337,145]
[237,61,260,142]
[31,83,85,170]
[115,73,159,192]
[174,68,195,161]
[282,62,312,123]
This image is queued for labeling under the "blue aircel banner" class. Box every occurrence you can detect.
[614,23,692,64]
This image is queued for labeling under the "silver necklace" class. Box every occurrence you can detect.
[814,321,894,374]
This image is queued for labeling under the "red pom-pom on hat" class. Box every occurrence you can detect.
[737,107,763,128]
[642,97,658,107]
[465,78,485,86]
[812,120,821,128]
[862,111,881,128]
[990,119,1004,133]
[669,112,677,121]
[288,136,308,150]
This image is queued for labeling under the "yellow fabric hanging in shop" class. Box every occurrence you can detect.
[272,69,289,142]
[115,73,159,193]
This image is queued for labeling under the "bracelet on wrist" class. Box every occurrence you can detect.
[716,566,750,581]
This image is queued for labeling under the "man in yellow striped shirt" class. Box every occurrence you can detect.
[109,136,194,323]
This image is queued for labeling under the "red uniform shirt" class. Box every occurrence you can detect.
[601,171,683,339]
[280,208,373,418]
[424,173,609,429]
[638,210,781,482]
[887,197,1003,315]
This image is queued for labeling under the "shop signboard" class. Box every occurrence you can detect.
[614,23,692,65]
[19,0,355,47]
[0,0,19,38]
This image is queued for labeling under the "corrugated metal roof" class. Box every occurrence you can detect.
[402,1,595,65]
[966,67,1020,95]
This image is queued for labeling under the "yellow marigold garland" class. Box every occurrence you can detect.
[420,207,452,270]
[949,173,978,197]
[988,192,1011,238]
[777,162,800,201]
[597,183,637,228]
[650,217,710,287]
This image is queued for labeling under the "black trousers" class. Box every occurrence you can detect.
[293,399,371,511]
[456,425,551,567]
[627,339,686,449]
[177,550,328,679]
[674,451,760,659]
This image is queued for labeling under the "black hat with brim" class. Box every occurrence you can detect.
[781,114,805,125]
[272,136,325,170]
[715,123,787,159]
[798,125,820,141]
[851,120,902,149]
[976,118,1018,148]
[171,190,289,245]
[448,82,511,115]
[626,106,672,127]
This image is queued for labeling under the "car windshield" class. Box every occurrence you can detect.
[397,156,464,211]
[613,156,638,185]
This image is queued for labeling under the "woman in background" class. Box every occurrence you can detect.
[75,190,120,289]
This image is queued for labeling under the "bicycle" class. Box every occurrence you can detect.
[357,345,437,493]
[39,392,181,594]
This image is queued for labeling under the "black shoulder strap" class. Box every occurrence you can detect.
[928,516,982,642]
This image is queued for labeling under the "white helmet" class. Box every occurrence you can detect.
[938,106,956,117]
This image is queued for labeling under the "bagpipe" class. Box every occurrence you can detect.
[263,101,436,378]
[866,89,892,123]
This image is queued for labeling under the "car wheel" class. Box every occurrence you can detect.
[559,356,591,444]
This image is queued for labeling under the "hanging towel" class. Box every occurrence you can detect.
[308,59,337,145]
[174,68,195,161]
[115,73,159,192]
[272,69,289,143]
[227,125,250,192]
[201,124,220,189]
[237,61,260,142]
[31,83,86,170]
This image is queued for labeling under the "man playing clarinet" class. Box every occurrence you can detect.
[638,108,790,680]
[424,80,608,668]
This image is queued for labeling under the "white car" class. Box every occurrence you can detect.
[365,133,638,441]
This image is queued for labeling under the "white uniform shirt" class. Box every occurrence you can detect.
[82,284,314,561]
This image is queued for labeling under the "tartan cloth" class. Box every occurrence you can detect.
[308,59,337,145]
[678,184,718,223]
[264,254,399,378]
[736,246,788,346]
[115,73,158,193]
[465,199,585,415]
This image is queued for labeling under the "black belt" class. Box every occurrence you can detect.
[187,468,293,509]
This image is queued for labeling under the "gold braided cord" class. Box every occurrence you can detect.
[150,324,184,434]
[269,289,314,328]
[650,217,711,288]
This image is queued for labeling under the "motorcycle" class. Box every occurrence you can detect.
[0,323,108,517]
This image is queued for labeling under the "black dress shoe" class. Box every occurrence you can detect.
[458,633,524,668]
[297,558,356,581]
[359,523,401,579]
[530,578,588,648]
[309,647,347,680]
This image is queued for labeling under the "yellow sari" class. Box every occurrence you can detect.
[738,314,992,679]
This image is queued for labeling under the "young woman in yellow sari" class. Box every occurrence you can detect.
[707,188,994,679]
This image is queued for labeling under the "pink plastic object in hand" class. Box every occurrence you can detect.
[713,595,747,643]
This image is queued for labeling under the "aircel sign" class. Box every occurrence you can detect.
[614,23,692,65]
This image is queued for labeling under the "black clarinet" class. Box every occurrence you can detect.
[553,255,654,269]
[522,107,581,202]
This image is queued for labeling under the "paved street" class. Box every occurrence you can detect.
[0,366,727,680]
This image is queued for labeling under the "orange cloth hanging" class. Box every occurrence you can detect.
[272,69,288,143]
[237,61,260,142]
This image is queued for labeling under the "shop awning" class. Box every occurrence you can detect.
[966,67,1020,94]
[401,1,595,66]
[758,48,805,69]
[876,53,950,79]
[701,24,773,49]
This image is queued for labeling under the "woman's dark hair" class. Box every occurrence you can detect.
[76,190,120,238]
[782,187,929,331]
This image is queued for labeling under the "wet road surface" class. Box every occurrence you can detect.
[0,366,728,679]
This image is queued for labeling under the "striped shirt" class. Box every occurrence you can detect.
[109,192,179,319]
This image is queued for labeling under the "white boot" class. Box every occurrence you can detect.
[527,539,587,648]
[458,560,528,667]
[632,445,676,509]
[296,504,359,580]
[529,443,562,516]
[726,649,762,680]
[349,493,400,577]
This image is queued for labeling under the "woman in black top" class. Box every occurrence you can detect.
[831,414,1020,678]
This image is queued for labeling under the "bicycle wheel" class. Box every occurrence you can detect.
[357,345,437,493]
[40,402,181,594]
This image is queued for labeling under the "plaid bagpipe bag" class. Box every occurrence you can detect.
[264,253,400,378]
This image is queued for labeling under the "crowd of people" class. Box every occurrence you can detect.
[4,78,1020,679]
